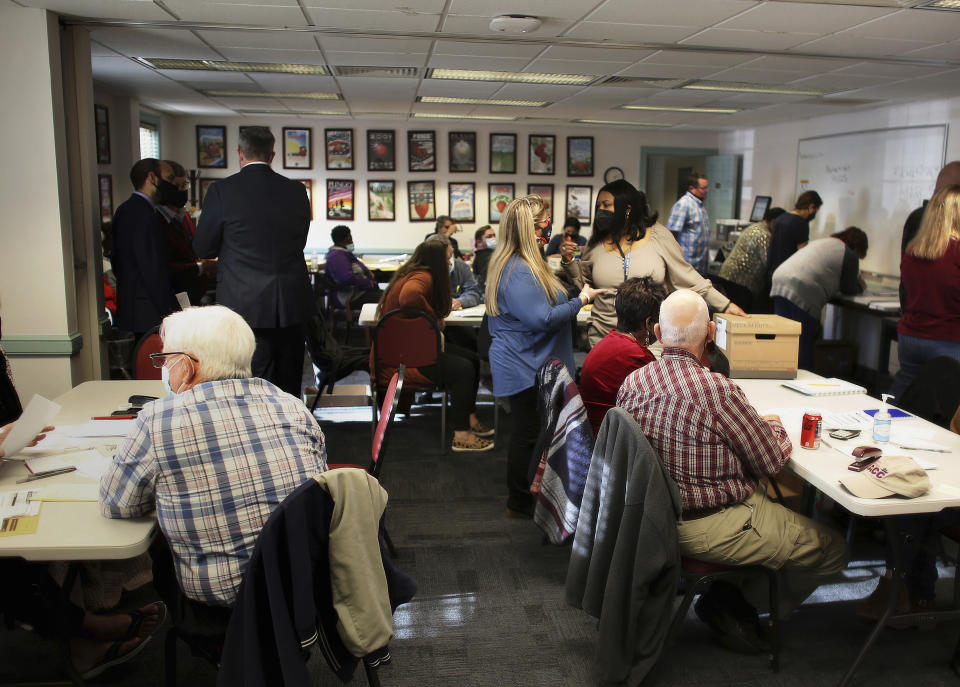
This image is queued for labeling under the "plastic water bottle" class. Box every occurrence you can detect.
[872,393,893,443]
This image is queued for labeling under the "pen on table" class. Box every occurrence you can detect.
[16,466,77,483]
[896,445,951,453]
[91,415,136,420]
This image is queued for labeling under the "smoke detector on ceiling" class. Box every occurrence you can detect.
[489,15,542,34]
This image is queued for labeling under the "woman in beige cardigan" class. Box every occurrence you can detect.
[561,180,745,346]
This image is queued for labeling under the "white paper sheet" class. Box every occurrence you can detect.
[1,394,61,459]
[821,438,938,470]
[33,483,99,502]
[447,304,485,318]
[67,450,114,480]
[54,421,136,438]
[0,489,41,519]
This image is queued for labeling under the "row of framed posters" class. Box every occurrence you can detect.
[194,126,595,176]
[273,180,594,224]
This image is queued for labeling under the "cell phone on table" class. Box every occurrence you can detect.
[829,429,860,440]
[128,395,158,406]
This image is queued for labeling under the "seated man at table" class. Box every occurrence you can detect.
[99,305,328,614]
[617,289,847,653]
[325,224,382,309]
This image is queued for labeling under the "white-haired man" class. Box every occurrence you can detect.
[616,289,846,653]
[100,305,328,611]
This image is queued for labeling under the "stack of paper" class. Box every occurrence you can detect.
[781,378,867,396]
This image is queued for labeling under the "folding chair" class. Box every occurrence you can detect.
[371,308,447,453]
[133,327,163,380]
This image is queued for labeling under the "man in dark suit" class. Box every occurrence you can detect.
[194,126,313,397]
[111,158,178,338]
[157,160,215,305]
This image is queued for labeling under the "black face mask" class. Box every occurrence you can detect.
[808,209,818,222]
[158,179,188,208]
[593,209,615,235]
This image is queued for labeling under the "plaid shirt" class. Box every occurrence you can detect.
[100,378,328,606]
[666,191,711,275]
[616,347,791,511]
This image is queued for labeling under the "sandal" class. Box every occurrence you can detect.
[79,626,158,679]
[470,422,495,438]
[451,436,495,453]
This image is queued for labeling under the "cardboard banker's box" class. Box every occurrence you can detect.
[713,313,800,379]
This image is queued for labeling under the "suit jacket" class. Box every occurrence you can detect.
[111,193,177,333]
[194,164,313,328]
[160,211,208,305]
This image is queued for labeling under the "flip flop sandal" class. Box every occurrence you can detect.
[451,437,494,452]
[80,628,156,680]
[470,422,495,438]
[126,601,167,641]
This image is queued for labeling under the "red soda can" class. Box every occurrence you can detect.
[801,411,822,449]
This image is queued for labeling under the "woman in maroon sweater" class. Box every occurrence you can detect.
[891,185,960,400]
[579,277,667,436]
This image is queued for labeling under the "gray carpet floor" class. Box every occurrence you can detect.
[3,376,960,686]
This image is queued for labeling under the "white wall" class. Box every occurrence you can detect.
[719,96,960,273]
[164,116,718,253]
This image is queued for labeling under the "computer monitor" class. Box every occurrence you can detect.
[749,195,772,223]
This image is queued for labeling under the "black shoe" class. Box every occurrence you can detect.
[695,589,770,655]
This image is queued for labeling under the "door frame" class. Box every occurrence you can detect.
[638,146,717,192]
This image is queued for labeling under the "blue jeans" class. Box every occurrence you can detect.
[773,297,820,371]
[889,333,960,402]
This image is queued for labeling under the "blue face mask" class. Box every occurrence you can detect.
[485,237,497,249]
[345,242,355,252]
[160,365,173,396]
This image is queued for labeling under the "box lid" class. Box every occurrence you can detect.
[714,313,801,335]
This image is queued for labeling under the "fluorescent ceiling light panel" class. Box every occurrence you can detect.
[412,113,517,120]
[621,105,740,114]
[418,96,548,107]
[915,0,960,9]
[140,58,327,75]
[205,90,340,100]
[428,68,595,85]
[682,80,833,96]
[575,119,672,127]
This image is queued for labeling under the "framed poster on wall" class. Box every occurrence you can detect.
[529,134,555,175]
[325,129,354,170]
[565,185,592,224]
[449,132,476,173]
[326,179,354,220]
[448,182,475,224]
[283,127,312,169]
[94,105,110,164]
[294,179,313,219]
[527,183,554,220]
[196,125,227,168]
[408,130,436,172]
[408,180,436,222]
[368,181,396,221]
[98,174,113,224]
[367,130,396,172]
[489,183,515,224]
[489,133,516,174]
[567,136,594,177]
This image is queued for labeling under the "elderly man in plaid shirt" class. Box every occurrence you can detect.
[666,172,712,276]
[100,305,327,611]
[617,290,846,653]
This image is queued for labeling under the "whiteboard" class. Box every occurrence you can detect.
[796,125,947,276]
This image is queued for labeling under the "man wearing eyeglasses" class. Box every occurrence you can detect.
[99,305,327,613]
[666,172,712,276]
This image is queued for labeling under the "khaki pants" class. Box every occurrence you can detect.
[677,486,848,615]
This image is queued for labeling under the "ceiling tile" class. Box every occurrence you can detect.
[541,45,654,62]
[209,95,285,108]
[640,50,755,68]
[417,80,504,98]
[792,33,931,58]
[441,14,575,37]
[788,72,891,89]
[448,0,590,20]
[317,37,430,53]
[277,98,349,111]
[305,7,440,31]
[216,47,327,64]
[339,78,419,96]
[426,55,533,71]
[433,40,544,59]
[897,41,960,61]
[617,62,722,80]
[744,54,859,73]
[197,30,318,50]
[845,8,960,43]
[833,62,954,78]
[716,2,895,33]
[564,22,697,43]
[585,0,755,28]
[524,58,632,75]
[17,0,173,20]
[643,90,735,105]
[680,28,820,51]
[328,52,427,67]
[90,28,221,60]
[706,67,813,84]
[163,2,308,25]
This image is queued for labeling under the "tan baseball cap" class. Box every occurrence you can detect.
[840,455,931,499]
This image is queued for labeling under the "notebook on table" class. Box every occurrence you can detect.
[781,378,867,396]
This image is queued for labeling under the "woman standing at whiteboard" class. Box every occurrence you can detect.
[890,185,960,400]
